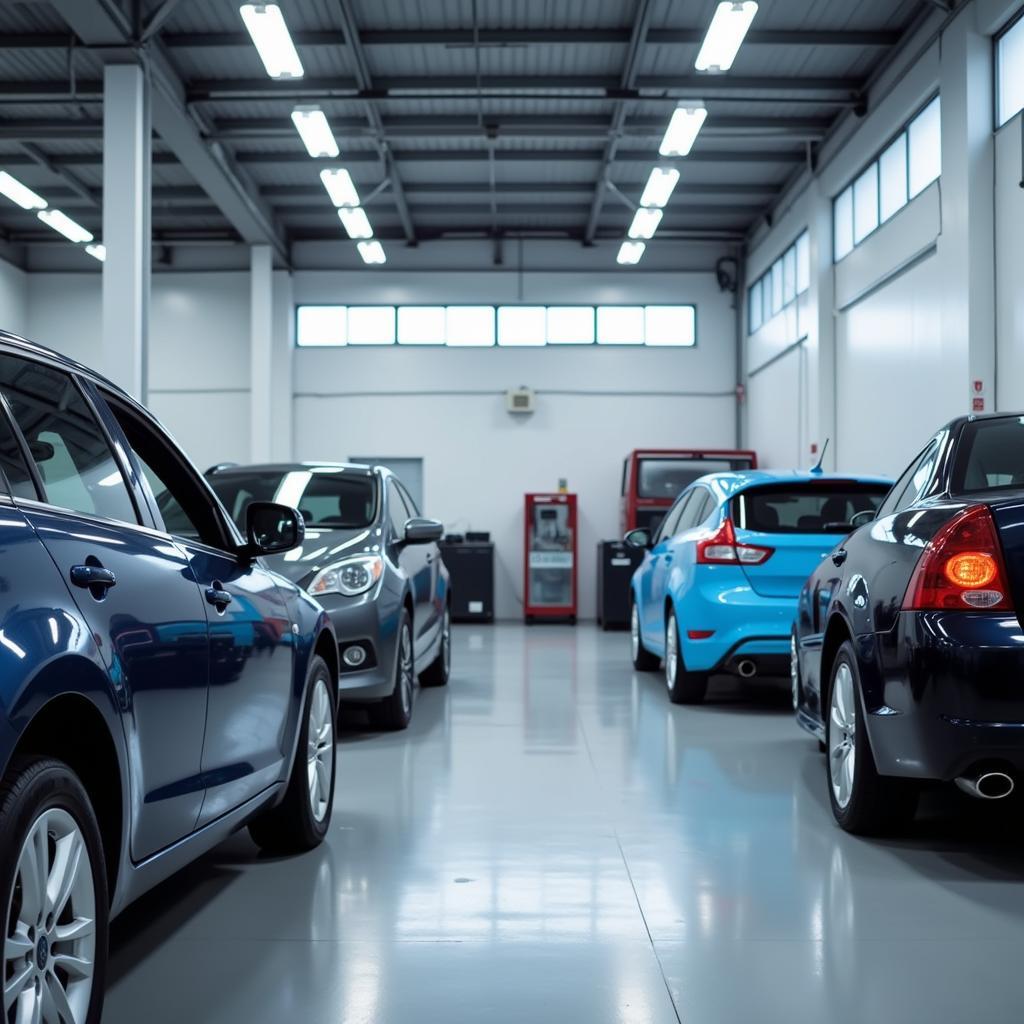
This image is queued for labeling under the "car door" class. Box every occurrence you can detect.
[98,389,296,825]
[0,354,210,861]
[387,477,432,661]
[642,491,695,642]
[398,479,443,651]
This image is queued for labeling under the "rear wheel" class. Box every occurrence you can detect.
[420,606,451,687]
[826,642,917,834]
[370,610,414,731]
[665,609,708,705]
[630,600,659,671]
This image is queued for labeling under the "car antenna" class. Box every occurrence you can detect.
[810,439,829,476]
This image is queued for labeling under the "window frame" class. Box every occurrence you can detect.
[746,230,810,336]
[996,7,1024,128]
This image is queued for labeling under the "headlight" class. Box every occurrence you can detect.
[308,555,384,597]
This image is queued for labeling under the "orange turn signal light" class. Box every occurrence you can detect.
[944,551,998,590]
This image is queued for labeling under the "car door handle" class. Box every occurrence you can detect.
[70,563,117,592]
[205,585,233,611]
[831,549,848,567]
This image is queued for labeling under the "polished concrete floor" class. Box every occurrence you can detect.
[105,624,1024,1023]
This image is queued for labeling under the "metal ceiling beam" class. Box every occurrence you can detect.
[17,143,97,206]
[140,0,191,43]
[260,182,778,199]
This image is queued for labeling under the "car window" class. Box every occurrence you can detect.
[733,482,889,534]
[690,489,717,527]
[397,482,420,517]
[879,441,939,517]
[105,394,228,549]
[656,491,693,543]
[674,488,711,534]
[297,473,377,528]
[0,355,137,524]
[0,400,38,501]
[387,479,408,538]
[952,416,1024,493]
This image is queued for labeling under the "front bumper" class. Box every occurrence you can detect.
[867,611,1024,780]
[317,587,401,702]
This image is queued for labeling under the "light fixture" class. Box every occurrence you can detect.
[627,208,663,240]
[239,3,304,79]
[695,2,758,73]
[659,104,708,157]
[37,209,93,244]
[0,171,46,211]
[639,167,680,208]
[291,106,339,158]
[357,241,386,265]
[320,167,360,207]
[617,241,646,265]
[338,207,373,239]
[85,243,106,262]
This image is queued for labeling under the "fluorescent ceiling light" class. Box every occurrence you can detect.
[659,105,708,157]
[37,209,93,244]
[628,208,663,240]
[695,2,758,73]
[239,3,304,79]
[640,167,680,208]
[291,106,339,158]
[320,168,360,207]
[0,171,46,210]
[339,207,373,239]
[357,240,386,264]
[617,241,646,265]
[85,243,106,262]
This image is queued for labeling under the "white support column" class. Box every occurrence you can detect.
[271,270,294,461]
[808,180,837,469]
[250,245,274,462]
[102,63,150,401]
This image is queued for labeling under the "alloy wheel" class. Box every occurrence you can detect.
[829,662,857,809]
[665,615,679,692]
[630,605,640,662]
[306,678,335,824]
[4,808,96,1024]
[399,624,414,717]
[790,635,800,711]
[441,609,451,677]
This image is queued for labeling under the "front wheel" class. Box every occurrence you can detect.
[630,600,659,671]
[370,610,415,731]
[0,757,108,1024]
[665,609,708,705]
[420,606,451,687]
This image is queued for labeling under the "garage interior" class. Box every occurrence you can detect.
[2,0,1024,1021]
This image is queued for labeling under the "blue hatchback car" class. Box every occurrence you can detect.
[0,333,339,1024]
[626,470,893,704]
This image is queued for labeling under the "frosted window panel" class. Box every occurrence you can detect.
[879,134,908,222]
[398,306,446,345]
[908,97,941,197]
[297,305,346,346]
[852,164,879,244]
[498,306,546,346]
[998,18,1024,126]
[347,306,395,345]
[782,247,797,304]
[644,306,695,347]
[446,306,495,346]
[597,306,644,344]
[770,260,783,315]
[748,281,762,333]
[834,186,853,261]
[795,232,810,293]
[547,306,595,344]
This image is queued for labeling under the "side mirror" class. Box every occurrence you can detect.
[404,517,444,545]
[244,501,304,557]
[849,509,876,528]
[624,528,652,550]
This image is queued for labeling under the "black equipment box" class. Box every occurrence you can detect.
[597,541,644,630]
[440,540,494,622]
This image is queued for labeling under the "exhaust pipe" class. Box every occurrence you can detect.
[737,659,757,679]
[954,769,1015,800]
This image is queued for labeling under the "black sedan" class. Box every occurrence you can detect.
[793,413,1024,833]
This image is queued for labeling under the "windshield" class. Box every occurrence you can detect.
[952,417,1024,494]
[637,456,754,500]
[732,482,890,535]
[209,470,378,530]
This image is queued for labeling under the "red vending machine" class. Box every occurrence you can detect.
[524,493,577,623]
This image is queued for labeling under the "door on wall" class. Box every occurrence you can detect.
[350,456,424,510]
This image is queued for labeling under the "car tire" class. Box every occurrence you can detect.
[0,756,108,1024]
[630,599,659,671]
[370,610,415,731]
[420,605,451,687]
[250,654,336,854]
[825,641,918,835]
[665,608,708,705]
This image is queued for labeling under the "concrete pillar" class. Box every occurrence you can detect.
[271,270,294,461]
[102,63,150,401]
[808,180,836,469]
[250,245,273,462]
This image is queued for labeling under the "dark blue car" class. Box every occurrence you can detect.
[0,332,339,1023]
[794,413,1024,834]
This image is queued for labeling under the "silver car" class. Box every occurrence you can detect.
[207,462,451,730]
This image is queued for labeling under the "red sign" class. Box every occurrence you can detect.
[972,397,985,412]
[973,379,984,394]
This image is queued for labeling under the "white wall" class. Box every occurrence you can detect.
[995,110,1024,411]
[293,270,738,620]
[0,257,26,337]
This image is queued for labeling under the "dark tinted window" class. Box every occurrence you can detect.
[0,402,36,500]
[952,417,1024,494]
[675,487,712,533]
[878,440,939,516]
[637,456,753,499]
[387,479,407,537]
[208,472,283,528]
[0,355,136,524]
[733,482,890,534]
[656,493,691,543]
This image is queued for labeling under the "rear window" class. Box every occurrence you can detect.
[952,417,1024,494]
[637,456,754,499]
[733,483,890,535]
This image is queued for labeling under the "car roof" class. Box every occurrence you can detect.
[207,461,378,478]
[692,469,895,500]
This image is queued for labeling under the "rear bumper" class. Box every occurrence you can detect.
[867,611,1024,780]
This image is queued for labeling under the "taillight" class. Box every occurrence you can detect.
[696,518,774,566]
[903,504,1013,611]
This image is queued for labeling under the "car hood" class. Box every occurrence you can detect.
[262,525,385,589]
